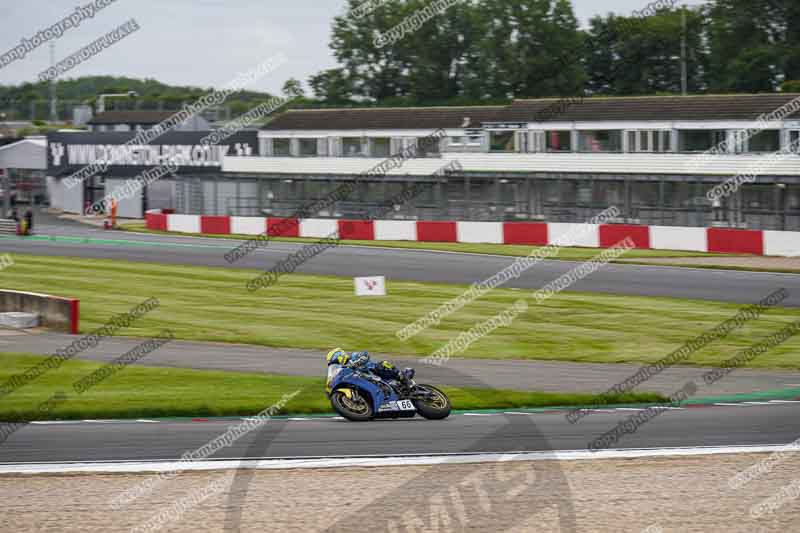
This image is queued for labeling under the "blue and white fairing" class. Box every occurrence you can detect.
[326,363,416,415]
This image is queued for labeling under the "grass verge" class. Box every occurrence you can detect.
[5,254,800,368]
[0,353,666,421]
[118,222,737,262]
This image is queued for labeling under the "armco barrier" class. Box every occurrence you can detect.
[417,221,457,243]
[600,224,650,249]
[650,225,707,252]
[231,216,266,236]
[167,214,201,234]
[503,222,548,246]
[764,230,800,257]
[145,211,167,231]
[457,221,503,244]
[300,218,339,239]
[0,290,79,334]
[375,220,416,241]
[268,217,300,238]
[200,216,231,235]
[145,214,800,257]
[339,220,374,240]
[707,228,764,255]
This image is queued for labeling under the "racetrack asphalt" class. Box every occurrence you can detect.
[2,219,800,307]
[2,217,799,464]
[3,331,799,396]
[1,403,798,463]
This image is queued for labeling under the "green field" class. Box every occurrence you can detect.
[119,222,732,261]
[5,254,800,369]
[0,353,666,421]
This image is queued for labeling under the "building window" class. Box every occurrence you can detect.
[678,130,726,152]
[627,130,672,153]
[372,137,390,158]
[660,131,672,152]
[790,131,800,152]
[748,130,781,152]
[273,138,291,156]
[545,131,571,152]
[299,138,318,157]
[343,137,363,157]
[489,131,515,152]
[451,134,482,148]
[418,135,441,156]
[577,130,622,152]
[640,131,651,151]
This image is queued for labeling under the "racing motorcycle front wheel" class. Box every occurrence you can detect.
[330,389,373,421]
[411,384,452,420]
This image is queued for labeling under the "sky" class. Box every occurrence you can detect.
[0,0,709,96]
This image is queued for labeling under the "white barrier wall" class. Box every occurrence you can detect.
[548,223,600,248]
[650,226,708,252]
[150,215,797,257]
[167,214,201,233]
[300,218,339,238]
[374,220,417,241]
[764,231,800,257]
[456,221,503,244]
[231,216,266,235]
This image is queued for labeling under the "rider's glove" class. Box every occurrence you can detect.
[350,351,369,367]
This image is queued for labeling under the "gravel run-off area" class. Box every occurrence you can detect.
[1,453,799,532]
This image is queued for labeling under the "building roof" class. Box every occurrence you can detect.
[0,137,47,169]
[263,94,800,131]
[88,110,177,125]
[263,105,515,131]
[510,94,800,122]
[0,137,45,151]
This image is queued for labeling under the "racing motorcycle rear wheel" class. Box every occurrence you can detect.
[330,389,373,421]
[412,384,451,420]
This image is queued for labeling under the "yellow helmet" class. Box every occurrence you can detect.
[326,347,349,366]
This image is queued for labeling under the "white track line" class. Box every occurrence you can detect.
[769,400,800,404]
[2,445,799,475]
[28,421,81,425]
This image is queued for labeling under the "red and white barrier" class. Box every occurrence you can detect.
[144,211,800,257]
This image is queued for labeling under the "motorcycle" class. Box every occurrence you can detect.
[326,360,451,421]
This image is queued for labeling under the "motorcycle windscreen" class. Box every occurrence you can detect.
[326,364,344,390]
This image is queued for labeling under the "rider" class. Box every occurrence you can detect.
[326,347,412,387]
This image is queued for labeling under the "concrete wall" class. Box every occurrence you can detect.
[0,290,78,333]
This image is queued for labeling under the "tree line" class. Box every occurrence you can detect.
[304,0,800,106]
[2,0,797,124]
